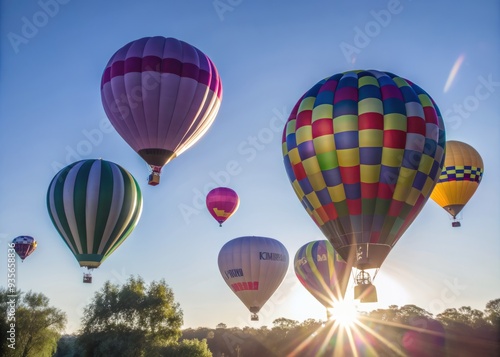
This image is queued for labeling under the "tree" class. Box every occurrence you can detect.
[160,338,212,357]
[0,288,13,356]
[77,276,183,357]
[367,304,400,322]
[397,304,433,324]
[272,317,299,330]
[367,304,431,325]
[0,288,66,357]
[436,306,487,329]
[54,335,82,357]
[484,298,500,327]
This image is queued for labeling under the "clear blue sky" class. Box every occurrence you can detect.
[1,0,499,334]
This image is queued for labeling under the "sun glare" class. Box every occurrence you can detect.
[328,300,359,327]
[443,53,465,92]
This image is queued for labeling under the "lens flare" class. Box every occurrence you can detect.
[329,300,359,327]
[444,54,465,93]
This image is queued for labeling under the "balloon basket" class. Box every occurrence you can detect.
[148,172,160,186]
[452,221,461,228]
[251,313,259,321]
[354,270,377,303]
[83,273,92,284]
[354,283,377,303]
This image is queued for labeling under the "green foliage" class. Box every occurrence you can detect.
[160,338,212,357]
[54,335,81,357]
[183,301,499,356]
[368,304,432,324]
[3,287,500,356]
[0,288,66,357]
[485,298,500,326]
[0,289,11,355]
[272,317,299,330]
[77,276,183,357]
[436,306,488,329]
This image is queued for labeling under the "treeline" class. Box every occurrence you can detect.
[1,276,499,356]
[181,303,500,356]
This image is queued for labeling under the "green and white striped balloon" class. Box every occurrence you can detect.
[47,159,143,269]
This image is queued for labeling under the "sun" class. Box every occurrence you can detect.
[328,300,359,327]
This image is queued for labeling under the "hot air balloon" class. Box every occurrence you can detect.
[46,159,143,283]
[12,236,37,262]
[282,70,446,302]
[430,140,483,227]
[101,36,223,186]
[294,240,351,319]
[218,236,289,321]
[206,187,240,226]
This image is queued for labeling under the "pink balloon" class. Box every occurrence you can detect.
[206,187,240,226]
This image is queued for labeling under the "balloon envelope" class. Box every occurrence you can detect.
[46,159,143,269]
[430,140,483,219]
[206,187,240,226]
[101,36,222,183]
[282,70,446,270]
[218,236,289,319]
[294,240,350,309]
[12,236,37,261]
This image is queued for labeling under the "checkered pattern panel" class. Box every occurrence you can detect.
[439,165,483,183]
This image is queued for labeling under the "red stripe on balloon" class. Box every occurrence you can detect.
[102,56,221,97]
[369,231,381,243]
[296,109,312,130]
[388,200,404,217]
[383,130,406,149]
[324,202,339,220]
[312,118,333,137]
[333,86,358,103]
[293,162,307,181]
[361,182,378,198]
[359,112,384,130]
[423,106,438,125]
[406,116,426,135]
[377,183,395,199]
[347,199,362,215]
[339,166,360,184]
[231,281,259,292]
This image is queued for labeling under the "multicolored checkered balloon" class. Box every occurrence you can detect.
[282,70,446,270]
